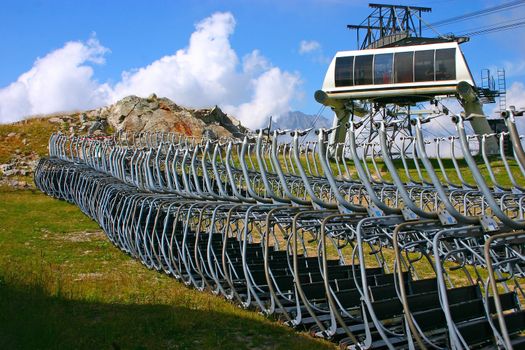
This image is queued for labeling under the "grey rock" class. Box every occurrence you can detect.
[202,128,217,140]
[41,95,248,140]
[49,117,64,124]
[88,120,105,135]
[0,164,13,173]
[97,95,247,139]
[2,169,17,177]
[27,160,38,169]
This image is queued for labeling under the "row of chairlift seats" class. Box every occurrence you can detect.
[35,110,525,350]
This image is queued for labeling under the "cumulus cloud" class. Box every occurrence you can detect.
[111,12,240,107]
[501,60,525,78]
[299,40,321,54]
[505,82,525,110]
[504,81,525,132]
[223,67,300,129]
[0,12,301,130]
[0,37,110,123]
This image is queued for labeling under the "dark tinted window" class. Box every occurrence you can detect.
[334,56,354,87]
[394,51,414,83]
[435,48,456,81]
[414,50,435,82]
[374,53,393,84]
[354,55,373,85]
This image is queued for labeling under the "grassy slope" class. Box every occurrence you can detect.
[0,118,60,163]
[0,188,334,350]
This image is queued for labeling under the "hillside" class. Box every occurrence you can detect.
[0,94,248,188]
[0,98,336,188]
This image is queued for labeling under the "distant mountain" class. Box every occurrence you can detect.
[272,111,333,141]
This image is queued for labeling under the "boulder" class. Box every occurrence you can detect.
[0,163,13,173]
[88,118,107,135]
[91,94,247,139]
[48,117,64,124]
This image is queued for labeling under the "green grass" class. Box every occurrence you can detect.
[0,118,64,164]
[0,187,335,350]
[242,149,525,190]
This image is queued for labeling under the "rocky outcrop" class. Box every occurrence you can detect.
[0,94,249,189]
[20,94,248,139]
[0,149,39,189]
[86,94,247,139]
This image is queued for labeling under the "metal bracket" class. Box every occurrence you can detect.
[480,215,500,233]
[367,203,384,217]
[402,208,419,221]
[437,209,457,226]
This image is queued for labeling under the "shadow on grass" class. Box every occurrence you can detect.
[0,278,333,350]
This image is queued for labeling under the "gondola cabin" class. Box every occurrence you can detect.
[321,41,474,104]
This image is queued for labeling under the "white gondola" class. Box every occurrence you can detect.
[315,39,499,153]
[321,41,474,104]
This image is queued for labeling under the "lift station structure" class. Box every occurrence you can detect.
[315,3,503,154]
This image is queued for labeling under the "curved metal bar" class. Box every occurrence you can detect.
[317,128,367,213]
[347,122,401,214]
[291,130,337,209]
[270,130,311,206]
[454,115,525,229]
[414,118,479,224]
[378,122,438,219]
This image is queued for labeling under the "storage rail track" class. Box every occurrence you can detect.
[34,111,525,350]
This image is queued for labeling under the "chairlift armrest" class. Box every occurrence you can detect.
[274,129,290,136]
[291,127,313,137]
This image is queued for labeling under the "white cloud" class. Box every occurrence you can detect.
[0,37,110,123]
[488,60,525,80]
[491,81,525,126]
[111,12,240,107]
[502,60,525,78]
[0,12,301,130]
[223,67,300,129]
[298,39,330,65]
[242,50,270,75]
[505,82,525,110]
[299,40,321,54]
[504,81,525,133]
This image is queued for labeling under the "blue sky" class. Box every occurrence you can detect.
[1,0,525,126]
